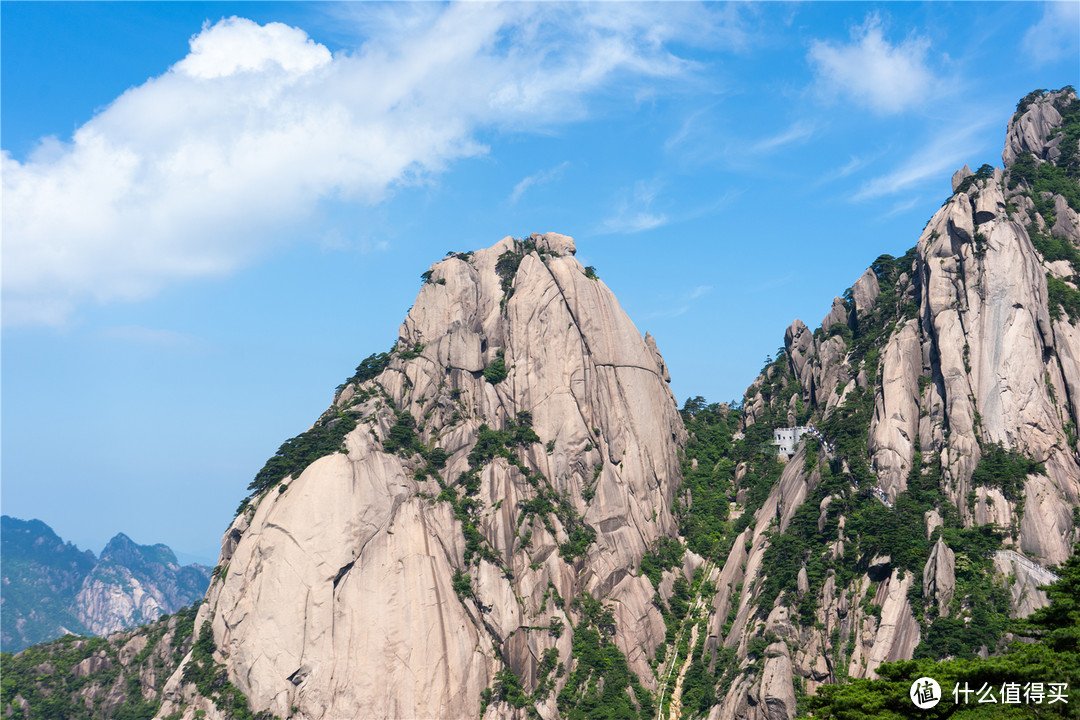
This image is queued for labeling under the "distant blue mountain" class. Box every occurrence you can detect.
[1,515,210,652]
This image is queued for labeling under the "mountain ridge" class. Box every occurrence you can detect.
[693,85,1080,719]
[0,515,211,652]
[1,86,1077,720]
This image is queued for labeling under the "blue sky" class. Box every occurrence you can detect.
[2,2,1078,563]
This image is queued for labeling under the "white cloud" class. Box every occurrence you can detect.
[604,212,668,235]
[1022,2,1080,65]
[3,6,724,326]
[175,18,332,78]
[808,14,938,115]
[601,180,668,234]
[852,119,991,199]
[510,161,570,204]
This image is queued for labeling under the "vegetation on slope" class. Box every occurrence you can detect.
[557,594,655,720]
[241,340,428,509]
[0,605,200,720]
[1007,87,1080,323]
[1047,275,1080,323]
[495,235,561,308]
[1007,87,1080,214]
[806,543,1080,719]
[180,622,271,720]
[678,393,784,564]
[244,411,358,500]
[672,228,1062,711]
[1,516,95,652]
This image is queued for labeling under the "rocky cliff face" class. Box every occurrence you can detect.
[701,88,1079,720]
[157,233,686,720]
[1,517,210,652]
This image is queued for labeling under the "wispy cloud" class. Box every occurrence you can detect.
[100,326,208,351]
[749,120,817,154]
[663,108,820,176]
[1022,2,1080,65]
[686,285,713,301]
[883,196,922,218]
[646,306,691,320]
[3,6,721,326]
[358,238,390,255]
[510,161,569,203]
[815,155,870,186]
[597,184,740,237]
[645,285,714,319]
[604,212,668,235]
[600,179,669,234]
[664,106,715,152]
[808,13,939,115]
[852,119,991,200]
[691,189,744,219]
[660,107,732,171]
[750,271,795,294]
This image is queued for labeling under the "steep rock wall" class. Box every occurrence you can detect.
[157,233,685,720]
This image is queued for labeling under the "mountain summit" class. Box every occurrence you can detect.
[158,232,687,719]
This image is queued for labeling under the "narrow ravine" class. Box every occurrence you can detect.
[666,622,699,720]
[656,561,712,720]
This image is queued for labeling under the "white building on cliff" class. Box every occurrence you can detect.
[772,426,811,457]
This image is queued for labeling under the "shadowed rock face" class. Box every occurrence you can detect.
[157,233,685,720]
